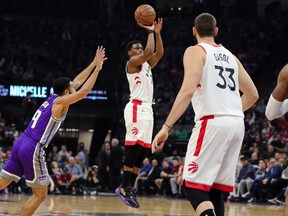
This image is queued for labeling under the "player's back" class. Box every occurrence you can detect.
[192,42,244,121]
[23,94,66,146]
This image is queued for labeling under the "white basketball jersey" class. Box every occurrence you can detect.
[192,42,244,121]
[126,62,153,103]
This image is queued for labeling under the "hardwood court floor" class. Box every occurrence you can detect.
[0,194,283,216]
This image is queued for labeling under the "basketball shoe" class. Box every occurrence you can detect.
[115,185,140,208]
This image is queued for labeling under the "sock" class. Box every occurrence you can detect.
[122,170,132,188]
[209,189,224,216]
[200,209,216,216]
[130,173,138,187]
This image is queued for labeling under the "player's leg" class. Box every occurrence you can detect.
[209,188,224,216]
[212,117,244,216]
[20,187,48,216]
[0,137,24,191]
[184,187,216,216]
[0,176,12,190]
[115,144,142,208]
[19,142,50,215]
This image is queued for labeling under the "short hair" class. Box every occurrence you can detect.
[194,13,217,37]
[52,77,71,95]
[126,40,141,60]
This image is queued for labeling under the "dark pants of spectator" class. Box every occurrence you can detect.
[267,179,288,199]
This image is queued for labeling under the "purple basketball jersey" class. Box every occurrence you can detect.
[24,94,66,147]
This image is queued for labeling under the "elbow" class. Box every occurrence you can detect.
[253,92,259,104]
[144,48,154,56]
[182,89,194,100]
[78,89,89,98]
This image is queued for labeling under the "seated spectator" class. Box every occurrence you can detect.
[170,157,184,197]
[155,158,180,196]
[83,165,102,194]
[65,157,84,182]
[242,160,266,202]
[250,158,282,202]
[134,158,152,190]
[137,159,160,195]
[233,156,255,199]
[267,165,288,202]
[57,167,77,195]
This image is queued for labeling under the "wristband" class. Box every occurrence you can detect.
[164,123,172,130]
[148,30,155,34]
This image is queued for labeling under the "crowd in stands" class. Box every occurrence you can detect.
[0,0,288,206]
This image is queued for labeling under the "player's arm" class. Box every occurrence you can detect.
[52,47,107,115]
[127,24,155,73]
[265,64,288,120]
[72,47,105,90]
[236,57,259,111]
[148,18,164,69]
[164,46,203,128]
[151,46,204,153]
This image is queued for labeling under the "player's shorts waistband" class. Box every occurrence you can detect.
[130,99,155,106]
[198,115,244,121]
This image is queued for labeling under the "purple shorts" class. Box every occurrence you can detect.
[0,135,49,187]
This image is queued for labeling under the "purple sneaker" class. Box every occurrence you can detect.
[129,186,140,208]
[115,186,139,208]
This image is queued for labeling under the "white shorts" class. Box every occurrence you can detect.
[124,100,153,148]
[182,115,244,192]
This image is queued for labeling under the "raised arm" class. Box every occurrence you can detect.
[72,47,105,90]
[148,18,164,69]
[127,23,155,73]
[265,64,288,120]
[52,46,107,118]
[236,57,259,111]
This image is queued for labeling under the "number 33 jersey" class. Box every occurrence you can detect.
[23,94,66,147]
[192,42,244,122]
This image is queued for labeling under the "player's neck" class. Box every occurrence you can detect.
[198,37,217,46]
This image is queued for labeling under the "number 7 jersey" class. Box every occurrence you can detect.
[23,94,66,147]
[192,42,244,122]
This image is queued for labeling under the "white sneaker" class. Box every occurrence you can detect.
[242,192,250,198]
[247,197,255,203]
[268,198,278,205]
[90,191,97,196]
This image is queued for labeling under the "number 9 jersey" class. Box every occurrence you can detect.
[192,42,244,122]
[24,94,66,148]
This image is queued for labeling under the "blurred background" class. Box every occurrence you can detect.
[0,0,287,189]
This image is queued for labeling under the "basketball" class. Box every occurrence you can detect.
[134,4,156,26]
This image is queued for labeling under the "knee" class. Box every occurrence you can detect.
[0,176,12,190]
[185,187,210,210]
[33,188,48,201]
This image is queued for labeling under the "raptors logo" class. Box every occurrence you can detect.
[188,161,198,173]
[135,76,141,85]
[132,127,139,135]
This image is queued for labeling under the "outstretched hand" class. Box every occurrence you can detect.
[94,46,108,71]
[151,127,169,154]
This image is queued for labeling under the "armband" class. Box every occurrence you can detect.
[265,95,288,120]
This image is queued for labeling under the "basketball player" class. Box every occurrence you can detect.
[265,63,288,216]
[152,13,258,216]
[115,18,164,208]
[0,46,107,216]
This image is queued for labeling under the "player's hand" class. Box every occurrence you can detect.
[154,18,163,34]
[137,21,155,31]
[94,46,108,72]
[151,126,169,153]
